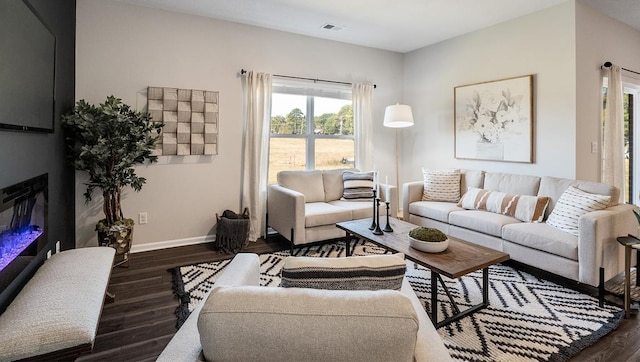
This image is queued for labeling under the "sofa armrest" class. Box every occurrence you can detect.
[578,204,638,286]
[378,184,399,219]
[402,181,424,221]
[157,253,261,362]
[267,184,306,244]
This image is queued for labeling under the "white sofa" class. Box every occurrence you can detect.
[268,169,398,252]
[403,170,637,289]
[157,253,452,362]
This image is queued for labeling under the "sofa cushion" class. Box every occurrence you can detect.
[342,170,375,200]
[409,201,464,223]
[305,202,353,227]
[278,170,325,203]
[458,188,549,223]
[483,172,541,195]
[449,210,521,237]
[502,223,578,260]
[329,199,376,220]
[280,253,406,290]
[422,168,461,202]
[198,286,418,362]
[460,169,485,193]
[323,168,356,202]
[538,176,620,217]
[546,186,611,236]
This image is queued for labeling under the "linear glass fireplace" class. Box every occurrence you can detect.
[0,174,48,298]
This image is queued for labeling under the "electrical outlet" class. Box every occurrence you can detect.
[591,141,598,153]
[139,212,148,224]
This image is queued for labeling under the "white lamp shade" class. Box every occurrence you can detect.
[383,104,414,128]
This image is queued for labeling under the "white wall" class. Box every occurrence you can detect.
[575,0,640,182]
[402,1,577,185]
[75,0,404,249]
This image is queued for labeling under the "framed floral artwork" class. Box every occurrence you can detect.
[454,75,533,162]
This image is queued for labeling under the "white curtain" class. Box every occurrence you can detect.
[602,65,625,202]
[353,83,374,171]
[241,71,272,241]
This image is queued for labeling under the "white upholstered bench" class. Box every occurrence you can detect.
[0,247,115,361]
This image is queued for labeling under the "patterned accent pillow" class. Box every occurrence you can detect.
[546,186,611,236]
[458,188,550,223]
[280,253,406,291]
[342,171,374,199]
[422,168,461,202]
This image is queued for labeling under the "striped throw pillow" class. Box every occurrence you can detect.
[458,188,550,222]
[546,186,611,236]
[422,169,461,202]
[280,253,406,291]
[342,171,374,199]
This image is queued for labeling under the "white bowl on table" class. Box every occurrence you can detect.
[408,235,449,253]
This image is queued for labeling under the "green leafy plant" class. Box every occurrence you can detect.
[633,209,640,225]
[62,96,163,227]
[408,227,447,242]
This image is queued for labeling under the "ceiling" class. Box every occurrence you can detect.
[117,0,640,53]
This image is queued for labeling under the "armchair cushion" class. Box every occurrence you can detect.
[198,286,418,362]
[277,170,325,203]
[280,253,406,290]
[323,168,356,202]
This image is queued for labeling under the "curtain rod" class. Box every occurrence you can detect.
[601,61,640,76]
[240,69,376,88]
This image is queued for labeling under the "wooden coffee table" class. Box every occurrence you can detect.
[336,217,510,328]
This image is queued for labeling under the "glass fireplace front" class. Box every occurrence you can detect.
[0,174,48,293]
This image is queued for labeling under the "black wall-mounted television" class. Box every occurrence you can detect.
[0,0,56,133]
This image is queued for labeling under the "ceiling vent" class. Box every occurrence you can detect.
[321,23,344,31]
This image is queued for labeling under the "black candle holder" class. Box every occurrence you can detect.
[373,198,384,235]
[369,189,377,230]
[383,201,394,232]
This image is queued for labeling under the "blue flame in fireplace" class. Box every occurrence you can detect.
[0,226,43,271]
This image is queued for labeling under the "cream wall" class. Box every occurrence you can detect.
[575,0,640,182]
[75,0,404,249]
[401,1,577,186]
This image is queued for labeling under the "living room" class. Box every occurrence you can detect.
[2,0,640,360]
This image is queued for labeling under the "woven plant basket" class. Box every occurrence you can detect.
[214,208,250,253]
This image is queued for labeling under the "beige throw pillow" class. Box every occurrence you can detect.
[422,168,461,202]
[458,188,550,223]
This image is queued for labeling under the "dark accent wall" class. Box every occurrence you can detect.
[0,0,76,312]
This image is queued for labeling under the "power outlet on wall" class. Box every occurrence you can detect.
[139,212,148,225]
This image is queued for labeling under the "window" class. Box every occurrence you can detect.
[605,78,640,204]
[268,80,354,184]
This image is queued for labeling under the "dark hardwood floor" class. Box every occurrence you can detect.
[77,236,640,361]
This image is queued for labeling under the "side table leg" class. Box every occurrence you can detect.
[626,245,631,318]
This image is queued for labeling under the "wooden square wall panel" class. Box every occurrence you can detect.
[148,87,219,155]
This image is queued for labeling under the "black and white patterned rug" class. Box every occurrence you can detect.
[171,240,623,362]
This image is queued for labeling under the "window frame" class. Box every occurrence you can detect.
[269,79,354,174]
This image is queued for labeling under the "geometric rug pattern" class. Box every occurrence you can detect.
[171,240,623,362]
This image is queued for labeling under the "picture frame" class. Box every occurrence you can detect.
[454,75,533,163]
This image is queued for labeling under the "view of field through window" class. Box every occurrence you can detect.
[268,93,354,184]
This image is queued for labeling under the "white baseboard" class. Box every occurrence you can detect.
[130,234,216,253]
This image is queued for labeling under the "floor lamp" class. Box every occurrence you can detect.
[383,104,414,216]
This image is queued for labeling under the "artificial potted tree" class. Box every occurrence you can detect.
[62,95,163,266]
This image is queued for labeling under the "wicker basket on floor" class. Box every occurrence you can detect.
[214,208,250,253]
